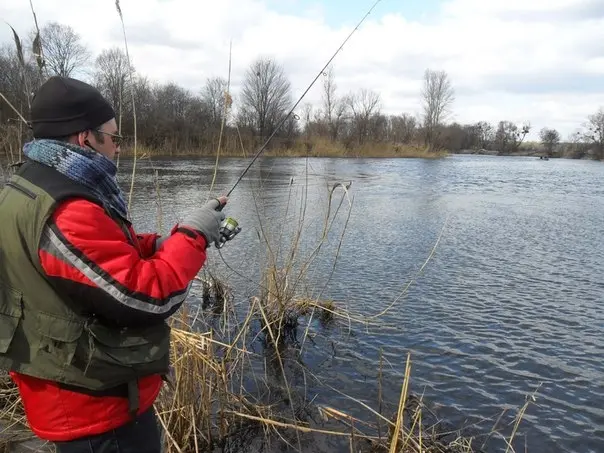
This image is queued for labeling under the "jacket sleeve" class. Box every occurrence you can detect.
[136,233,161,258]
[38,198,207,327]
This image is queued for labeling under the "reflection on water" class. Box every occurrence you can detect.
[119,154,604,453]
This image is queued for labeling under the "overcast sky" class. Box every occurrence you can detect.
[1,0,603,140]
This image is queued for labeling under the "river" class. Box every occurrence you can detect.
[7,153,603,452]
[117,153,604,453]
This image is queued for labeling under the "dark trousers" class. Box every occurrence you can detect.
[53,407,162,453]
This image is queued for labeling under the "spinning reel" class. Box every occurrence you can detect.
[216,216,241,248]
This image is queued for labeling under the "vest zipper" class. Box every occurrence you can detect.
[5,181,37,200]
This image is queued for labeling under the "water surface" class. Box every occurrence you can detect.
[119,154,604,453]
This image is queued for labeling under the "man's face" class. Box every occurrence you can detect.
[83,118,122,160]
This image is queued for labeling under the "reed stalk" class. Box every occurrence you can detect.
[114,0,138,211]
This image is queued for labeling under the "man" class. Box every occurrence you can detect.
[0,76,227,452]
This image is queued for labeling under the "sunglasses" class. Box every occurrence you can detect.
[95,129,124,147]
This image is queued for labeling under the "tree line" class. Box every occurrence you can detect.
[1,21,603,160]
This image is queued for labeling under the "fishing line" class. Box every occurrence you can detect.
[213,0,381,249]
[224,0,382,198]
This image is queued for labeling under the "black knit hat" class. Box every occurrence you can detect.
[30,76,116,138]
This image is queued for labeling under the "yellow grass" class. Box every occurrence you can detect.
[114,137,448,159]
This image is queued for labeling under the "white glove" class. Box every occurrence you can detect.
[180,199,226,247]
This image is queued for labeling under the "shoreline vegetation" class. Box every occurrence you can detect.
[116,140,449,159]
[3,142,603,162]
[0,272,539,453]
[2,21,604,164]
[112,142,602,160]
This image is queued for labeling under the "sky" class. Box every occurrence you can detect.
[1,0,604,140]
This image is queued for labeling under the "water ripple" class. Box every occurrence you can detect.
[123,155,604,453]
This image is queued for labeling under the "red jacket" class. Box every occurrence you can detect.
[10,198,207,442]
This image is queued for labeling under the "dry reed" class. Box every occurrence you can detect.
[0,308,538,452]
[114,139,450,159]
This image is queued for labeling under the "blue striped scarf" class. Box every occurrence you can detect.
[23,139,128,220]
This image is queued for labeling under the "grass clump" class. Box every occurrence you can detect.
[0,373,34,451]
[198,272,232,315]
[0,326,538,453]
[252,265,338,346]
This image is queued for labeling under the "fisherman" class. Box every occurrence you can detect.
[0,76,227,452]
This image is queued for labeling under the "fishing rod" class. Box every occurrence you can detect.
[215,0,382,248]
[225,0,382,198]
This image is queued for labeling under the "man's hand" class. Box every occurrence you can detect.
[181,197,228,247]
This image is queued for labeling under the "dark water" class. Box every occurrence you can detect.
[118,154,603,453]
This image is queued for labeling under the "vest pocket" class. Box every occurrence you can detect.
[0,284,22,354]
[34,312,84,368]
[82,320,171,380]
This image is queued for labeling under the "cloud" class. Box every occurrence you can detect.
[0,0,603,139]
[481,72,604,95]
[115,21,200,50]
[441,0,604,22]
[480,0,604,22]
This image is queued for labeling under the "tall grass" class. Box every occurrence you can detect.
[114,0,139,212]
[114,137,448,159]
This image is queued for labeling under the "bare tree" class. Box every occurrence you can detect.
[346,88,381,145]
[36,22,90,77]
[564,129,587,159]
[369,113,389,142]
[9,26,604,160]
[154,82,190,122]
[390,113,416,144]
[321,68,336,124]
[239,57,292,140]
[440,122,466,151]
[321,67,338,139]
[421,69,455,149]
[201,76,228,127]
[539,127,560,156]
[94,47,133,130]
[301,102,314,139]
[0,42,44,160]
[583,107,604,159]
[130,75,152,121]
[494,120,530,154]
[320,68,348,142]
[474,121,495,150]
[282,111,300,146]
[120,75,152,139]
[0,45,29,112]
